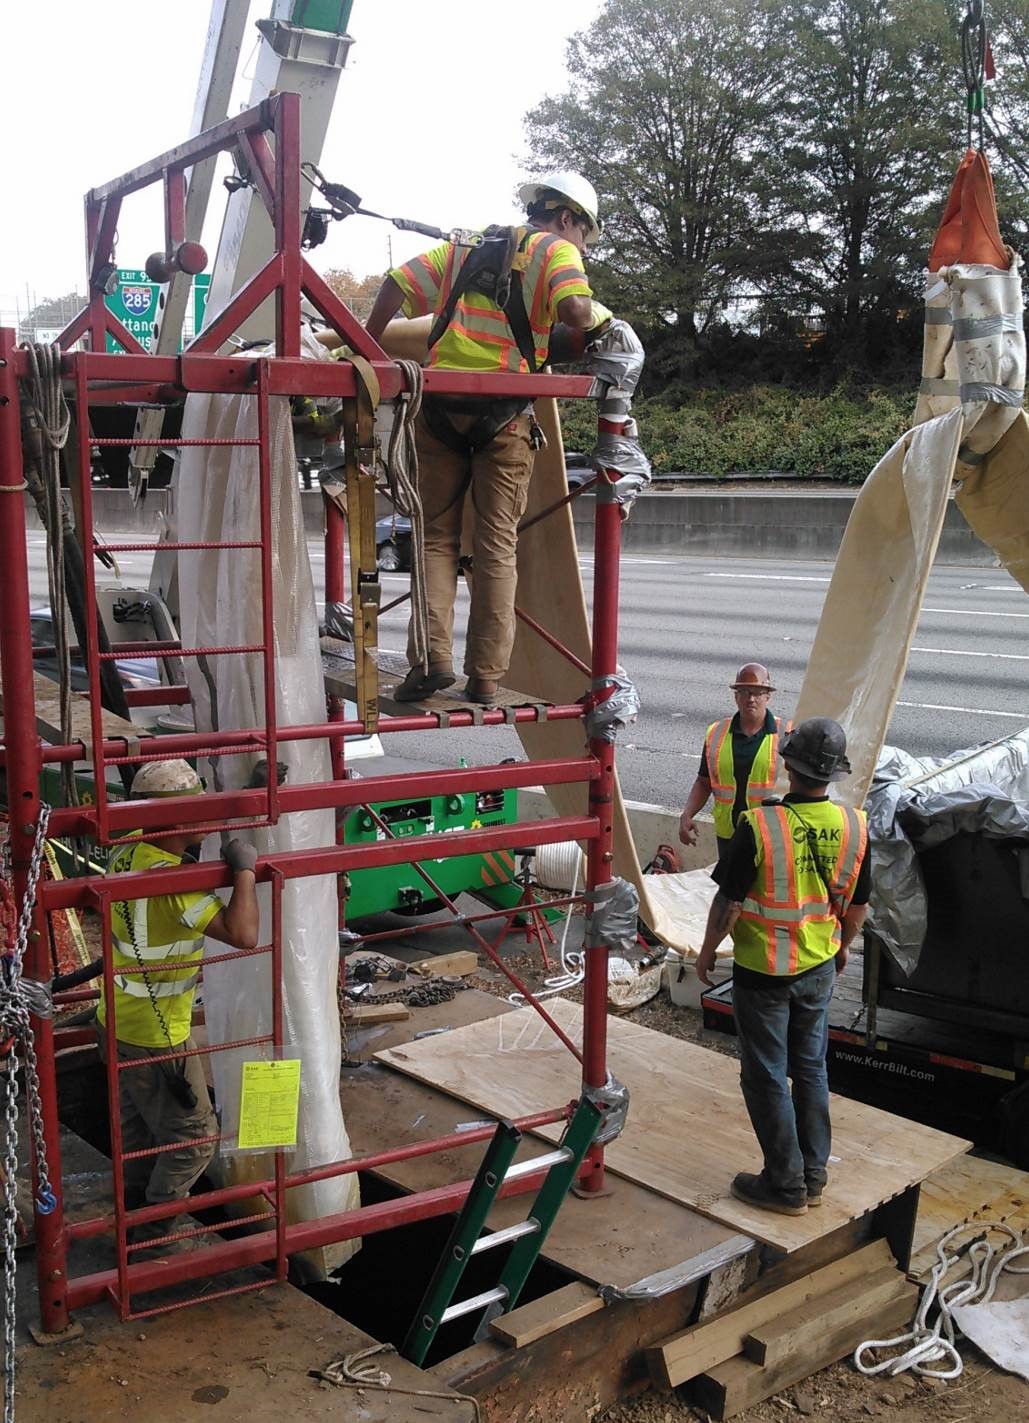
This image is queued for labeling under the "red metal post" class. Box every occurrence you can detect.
[269,868,288,1280]
[0,329,71,1334]
[579,470,624,1194]
[256,360,279,823]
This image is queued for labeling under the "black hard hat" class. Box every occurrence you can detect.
[781,717,851,782]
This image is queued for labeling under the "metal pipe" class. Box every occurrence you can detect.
[66,1153,588,1310]
[42,759,598,838]
[0,330,71,1335]
[580,472,624,1195]
[24,703,589,766]
[66,1103,573,1241]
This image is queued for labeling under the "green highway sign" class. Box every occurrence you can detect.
[104,270,211,353]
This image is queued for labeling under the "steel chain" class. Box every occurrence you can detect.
[2,804,56,1423]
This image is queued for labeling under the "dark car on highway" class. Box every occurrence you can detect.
[375,452,596,571]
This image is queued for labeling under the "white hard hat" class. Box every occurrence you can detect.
[518,171,602,245]
[131,759,203,799]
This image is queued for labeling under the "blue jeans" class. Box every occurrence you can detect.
[734,958,836,1197]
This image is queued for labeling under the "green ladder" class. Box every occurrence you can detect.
[402,1096,602,1365]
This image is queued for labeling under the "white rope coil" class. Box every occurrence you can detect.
[533,841,585,892]
[854,1221,1029,1382]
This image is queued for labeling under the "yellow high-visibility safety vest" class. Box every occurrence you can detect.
[97,839,223,1049]
[731,801,868,977]
[704,716,789,839]
[391,227,593,374]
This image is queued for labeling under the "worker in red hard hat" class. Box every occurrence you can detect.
[365,171,613,707]
[679,663,791,862]
[92,759,260,1247]
[694,718,870,1217]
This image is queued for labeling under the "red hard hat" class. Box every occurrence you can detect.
[730,662,774,692]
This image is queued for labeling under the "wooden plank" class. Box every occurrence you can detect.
[691,1285,918,1419]
[410,951,479,978]
[647,1238,894,1389]
[742,1264,910,1366]
[321,638,545,714]
[376,999,971,1253]
[0,671,143,745]
[344,1002,410,1025]
[489,1281,604,1348]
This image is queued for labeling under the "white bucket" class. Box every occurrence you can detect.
[663,949,705,1010]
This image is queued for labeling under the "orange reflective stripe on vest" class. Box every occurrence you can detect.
[732,801,868,977]
[704,715,788,838]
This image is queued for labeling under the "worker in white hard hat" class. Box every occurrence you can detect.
[365,171,614,707]
[679,663,792,863]
[94,759,260,1246]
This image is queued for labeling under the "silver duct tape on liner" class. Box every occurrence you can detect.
[918,378,960,395]
[585,674,641,742]
[599,1235,755,1302]
[924,308,953,325]
[585,876,640,955]
[952,312,1024,341]
[959,383,1025,406]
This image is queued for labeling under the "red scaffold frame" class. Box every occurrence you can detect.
[0,92,626,1335]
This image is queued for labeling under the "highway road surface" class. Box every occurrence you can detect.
[25,536,1028,811]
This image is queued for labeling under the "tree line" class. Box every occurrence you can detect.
[524,0,1029,393]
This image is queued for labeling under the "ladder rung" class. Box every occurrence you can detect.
[470,1220,539,1255]
[503,1148,571,1183]
[440,1286,508,1325]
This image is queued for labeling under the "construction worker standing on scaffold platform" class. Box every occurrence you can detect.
[694,719,870,1217]
[95,759,259,1246]
[365,172,614,707]
[679,662,791,863]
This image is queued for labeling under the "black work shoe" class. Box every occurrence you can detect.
[464,677,499,705]
[393,667,456,702]
[731,1171,808,1216]
[806,1181,824,1207]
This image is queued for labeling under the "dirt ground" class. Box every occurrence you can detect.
[469,941,1029,1423]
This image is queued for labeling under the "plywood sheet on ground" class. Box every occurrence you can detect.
[376,998,970,1252]
[910,1153,1029,1280]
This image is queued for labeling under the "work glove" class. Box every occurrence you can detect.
[223,838,258,875]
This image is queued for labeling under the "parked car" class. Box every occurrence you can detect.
[375,453,597,571]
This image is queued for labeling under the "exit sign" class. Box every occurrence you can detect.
[104,270,210,353]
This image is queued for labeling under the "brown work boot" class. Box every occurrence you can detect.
[464,677,500,706]
[393,666,456,702]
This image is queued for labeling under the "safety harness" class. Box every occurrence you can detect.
[422,226,546,455]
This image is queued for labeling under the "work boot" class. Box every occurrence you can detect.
[805,1178,825,1208]
[393,666,456,702]
[464,677,500,706]
[730,1171,807,1217]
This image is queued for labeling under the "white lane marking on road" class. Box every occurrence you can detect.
[578,557,677,566]
[897,700,1028,719]
[909,645,1029,661]
[700,572,830,583]
[922,606,1029,619]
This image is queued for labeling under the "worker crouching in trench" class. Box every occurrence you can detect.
[90,759,259,1247]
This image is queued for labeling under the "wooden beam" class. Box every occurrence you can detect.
[344,1002,410,1026]
[742,1265,910,1366]
[647,1237,894,1389]
[690,1284,918,1419]
[411,951,479,978]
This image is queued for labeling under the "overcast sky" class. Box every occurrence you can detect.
[1,0,601,315]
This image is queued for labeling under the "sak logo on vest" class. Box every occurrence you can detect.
[791,825,842,843]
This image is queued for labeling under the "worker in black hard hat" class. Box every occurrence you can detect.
[678,663,791,862]
[695,718,871,1217]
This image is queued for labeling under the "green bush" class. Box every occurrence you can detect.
[559,383,913,484]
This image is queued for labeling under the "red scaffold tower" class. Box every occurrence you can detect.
[0,93,628,1334]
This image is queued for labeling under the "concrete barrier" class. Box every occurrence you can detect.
[43,485,997,565]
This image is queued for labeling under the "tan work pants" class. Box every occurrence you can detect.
[98,1030,217,1207]
[407,410,535,682]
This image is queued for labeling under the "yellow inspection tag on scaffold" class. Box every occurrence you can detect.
[237,1059,302,1150]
